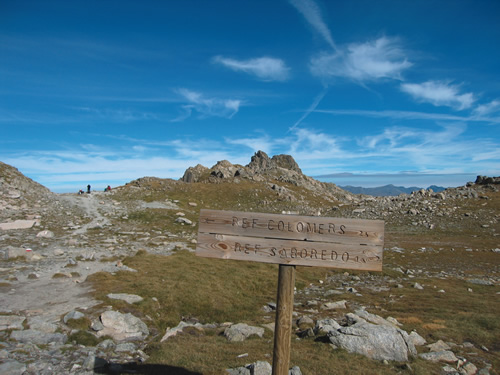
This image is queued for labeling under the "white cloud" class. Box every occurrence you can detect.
[401,80,475,110]
[289,0,337,50]
[310,37,411,82]
[358,123,475,169]
[173,89,241,121]
[473,99,500,116]
[288,127,343,159]
[213,56,290,82]
[225,135,275,155]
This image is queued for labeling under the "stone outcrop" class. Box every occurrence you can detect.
[475,175,500,185]
[327,310,418,362]
[181,164,209,183]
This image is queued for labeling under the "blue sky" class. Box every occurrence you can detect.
[1,0,499,192]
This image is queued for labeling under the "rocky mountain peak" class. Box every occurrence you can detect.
[181,151,303,183]
[247,150,273,172]
[246,151,302,174]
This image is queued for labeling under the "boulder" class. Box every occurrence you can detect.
[224,323,264,342]
[328,312,416,362]
[98,311,149,341]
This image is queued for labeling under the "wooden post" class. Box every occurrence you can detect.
[272,264,296,375]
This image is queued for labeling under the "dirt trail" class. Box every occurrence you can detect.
[1,192,120,323]
[59,192,112,235]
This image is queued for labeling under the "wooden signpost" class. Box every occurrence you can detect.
[196,209,384,375]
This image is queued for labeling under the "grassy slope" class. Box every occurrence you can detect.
[87,179,499,374]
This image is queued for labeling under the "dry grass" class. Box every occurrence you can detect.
[84,181,499,374]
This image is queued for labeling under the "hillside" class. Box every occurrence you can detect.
[0,153,499,375]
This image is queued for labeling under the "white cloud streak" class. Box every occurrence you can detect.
[314,108,500,125]
[401,80,475,110]
[213,56,290,82]
[289,0,337,51]
[173,89,241,121]
[310,37,411,82]
[473,99,500,116]
[290,87,329,130]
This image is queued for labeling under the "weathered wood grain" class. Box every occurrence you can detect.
[196,209,384,271]
[272,265,295,375]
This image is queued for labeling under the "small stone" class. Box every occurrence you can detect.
[461,362,478,375]
[107,293,144,304]
[175,217,193,225]
[427,340,451,351]
[322,300,347,310]
[63,310,85,324]
[419,350,458,363]
[413,282,424,290]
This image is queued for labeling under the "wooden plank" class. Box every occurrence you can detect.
[196,232,382,271]
[199,209,384,245]
[272,265,295,375]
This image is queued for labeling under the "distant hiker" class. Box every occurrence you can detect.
[78,189,84,195]
[87,184,91,194]
[107,185,111,191]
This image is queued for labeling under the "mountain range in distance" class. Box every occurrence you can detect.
[339,184,446,197]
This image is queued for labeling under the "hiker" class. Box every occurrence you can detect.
[87,184,91,194]
[107,185,111,191]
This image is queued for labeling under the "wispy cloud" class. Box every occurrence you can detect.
[290,87,329,130]
[473,99,500,116]
[401,80,475,110]
[310,37,411,82]
[213,56,290,82]
[289,0,337,51]
[225,134,276,155]
[76,107,158,122]
[314,108,500,124]
[173,88,242,121]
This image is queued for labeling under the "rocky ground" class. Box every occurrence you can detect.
[0,155,498,374]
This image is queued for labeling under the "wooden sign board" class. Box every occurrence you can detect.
[196,209,384,272]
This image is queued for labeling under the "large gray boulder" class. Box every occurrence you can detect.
[328,312,417,362]
[97,310,149,341]
[224,323,264,342]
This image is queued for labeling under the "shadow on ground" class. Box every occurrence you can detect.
[94,357,203,375]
